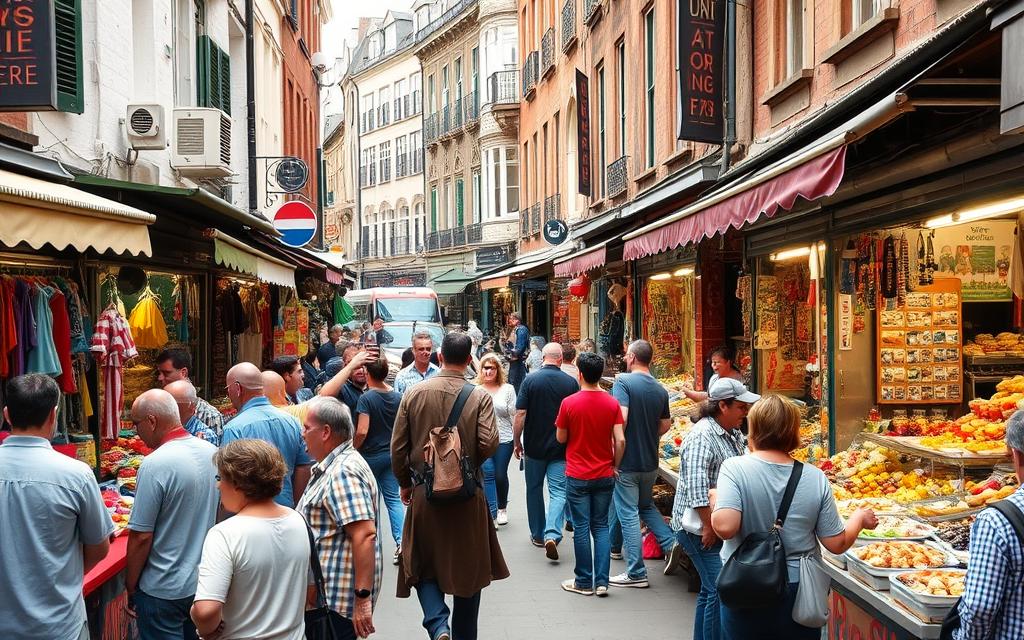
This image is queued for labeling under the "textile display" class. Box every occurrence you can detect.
[91,306,139,439]
[127,289,169,350]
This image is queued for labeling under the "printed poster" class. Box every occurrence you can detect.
[932,220,1015,301]
[839,294,853,350]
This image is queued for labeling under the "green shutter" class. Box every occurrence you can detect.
[197,36,211,107]
[54,0,83,113]
[197,35,230,114]
[219,47,231,113]
[455,179,464,226]
[430,188,438,231]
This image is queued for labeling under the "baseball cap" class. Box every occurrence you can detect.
[708,378,761,404]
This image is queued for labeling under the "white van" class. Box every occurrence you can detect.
[343,287,443,327]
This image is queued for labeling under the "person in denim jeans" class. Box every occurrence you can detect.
[476,353,517,524]
[608,340,680,589]
[671,378,759,640]
[354,357,406,565]
[555,352,626,596]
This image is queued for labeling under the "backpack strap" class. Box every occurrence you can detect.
[990,499,1024,546]
[775,461,804,528]
[444,383,476,430]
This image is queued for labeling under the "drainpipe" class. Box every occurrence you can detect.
[246,0,258,216]
[721,0,736,173]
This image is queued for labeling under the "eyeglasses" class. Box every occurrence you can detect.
[482,366,497,371]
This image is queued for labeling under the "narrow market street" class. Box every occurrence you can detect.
[372,468,697,639]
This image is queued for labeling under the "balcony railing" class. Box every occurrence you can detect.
[424,112,439,145]
[561,0,577,51]
[530,203,541,234]
[541,28,555,77]
[522,52,539,98]
[607,155,629,197]
[453,97,464,130]
[441,104,452,136]
[359,243,372,259]
[392,235,410,255]
[467,222,483,244]
[584,0,601,24]
[488,70,519,105]
[544,194,560,222]
[453,225,467,246]
[415,0,478,42]
[464,91,479,125]
[520,209,530,235]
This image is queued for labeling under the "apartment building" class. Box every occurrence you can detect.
[343,13,428,287]
[415,0,521,322]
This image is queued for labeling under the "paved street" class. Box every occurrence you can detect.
[372,466,697,639]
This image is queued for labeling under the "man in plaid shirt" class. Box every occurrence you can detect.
[955,410,1024,640]
[297,396,382,640]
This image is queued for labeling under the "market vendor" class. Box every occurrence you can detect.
[683,346,745,403]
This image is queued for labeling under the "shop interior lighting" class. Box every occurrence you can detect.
[673,267,695,277]
[649,272,673,281]
[769,246,813,262]
[925,196,1024,229]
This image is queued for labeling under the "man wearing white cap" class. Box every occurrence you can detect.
[670,377,760,640]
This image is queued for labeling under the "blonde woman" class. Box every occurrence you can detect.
[477,352,517,524]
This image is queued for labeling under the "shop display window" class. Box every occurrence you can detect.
[641,266,696,379]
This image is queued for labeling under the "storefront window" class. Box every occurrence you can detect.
[641,267,696,379]
[550,279,570,344]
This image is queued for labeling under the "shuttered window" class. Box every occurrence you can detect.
[55,0,83,113]
[197,35,231,114]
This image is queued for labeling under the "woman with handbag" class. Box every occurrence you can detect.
[191,440,310,640]
[711,395,877,639]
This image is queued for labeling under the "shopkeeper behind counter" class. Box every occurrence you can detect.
[683,346,745,403]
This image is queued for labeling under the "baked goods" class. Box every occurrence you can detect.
[965,483,1017,507]
[858,517,934,540]
[911,498,973,518]
[836,497,903,518]
[935,517,975,551]
[894,570,965,597]
[851,542,948,569]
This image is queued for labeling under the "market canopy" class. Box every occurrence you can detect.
[428,268,475,295]
[476,246,574,290]
[0,168,155,256]
[210,230,296,289]
[554,242,607,278]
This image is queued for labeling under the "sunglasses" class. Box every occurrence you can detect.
[482,366,497,371]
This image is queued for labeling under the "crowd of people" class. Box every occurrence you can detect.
[2,312,1024,640]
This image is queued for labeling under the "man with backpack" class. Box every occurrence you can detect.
[391,333,509,640]
[952,410,1024,640]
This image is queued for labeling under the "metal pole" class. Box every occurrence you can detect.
[721,0,736,173]
[245,0,258,215]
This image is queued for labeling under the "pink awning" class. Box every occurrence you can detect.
[554,244,606,278]
[623,146,847,261]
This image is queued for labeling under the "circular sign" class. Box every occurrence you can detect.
[543,219,569,245]
[275,157,309,193]
[273,201,318,248]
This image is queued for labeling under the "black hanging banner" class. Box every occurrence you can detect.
[677,0,725,144]
[0,0,58,111]
[575,69,592,197]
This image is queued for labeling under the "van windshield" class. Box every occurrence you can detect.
[375,297,440,322]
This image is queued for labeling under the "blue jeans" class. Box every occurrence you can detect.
[720,582,821,640]
[508,360,527,392]
[610,470,675,579]
[482,441,515,517]
[677,531,723,640]
[566,475,615,589]
[414,580,482,640]
[133,590,198,640]
[524,456,567,544]
[362,449,406,546]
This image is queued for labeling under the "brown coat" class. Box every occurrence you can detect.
[391,369,510,597]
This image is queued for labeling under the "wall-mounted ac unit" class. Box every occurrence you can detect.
[126,104,166,150]
[171,108,232,177]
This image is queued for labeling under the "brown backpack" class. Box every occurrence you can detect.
[422,383,479,503]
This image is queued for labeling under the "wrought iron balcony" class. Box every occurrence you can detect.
[464,91,479,126]
[541,28,555,77]
[520,209,529,236]
[467,222,483,244]
[607,155,629,198]
[441,104,452,136]
[488,71,519,106]
[522,52,539,98]
[453,97,464,130]
[424,113,439,146]
[584,0,602,25]
[453,226,467,246]
[530,203,541,234]
[416,0,478,42]
[544,194,560,222]
[561,0,577,51]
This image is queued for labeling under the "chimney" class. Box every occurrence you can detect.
[357,17,372,42]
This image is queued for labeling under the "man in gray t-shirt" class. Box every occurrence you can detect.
[126,389,219,637]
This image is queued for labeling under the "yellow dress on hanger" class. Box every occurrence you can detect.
[128,289,169,349]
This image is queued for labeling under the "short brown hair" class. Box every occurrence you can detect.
[561,342,576,362]
[747,394,801,453]
[214,439,287,501]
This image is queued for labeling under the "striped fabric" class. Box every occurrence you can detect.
[90,308,138,438]
[297,441,383,619]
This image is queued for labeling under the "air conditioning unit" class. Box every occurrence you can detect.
[126,104,166,150]
[171,108,232,177]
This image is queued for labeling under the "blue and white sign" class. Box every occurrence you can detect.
[272,200,318,248]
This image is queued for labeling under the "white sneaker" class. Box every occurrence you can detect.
[393,547,401,566]
[609,572,649,588]
[561,579,594,596]
[496,509,509,525]
[595,585,609,597]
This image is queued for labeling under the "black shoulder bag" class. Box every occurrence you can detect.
[717,461,804,609]
[939,499,1024,640]
[304,522,355,640]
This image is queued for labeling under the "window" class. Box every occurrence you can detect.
[380,141,390,182]
[554,112,560,200]
[785,0,804,78]
[442,65,450,106]
[472,47,479,105]
[412,72,422,113]
[542,123,548,198]
[444,180,453,226]
[850,0,879,32]
[198,35,231,114]
[455,178,465,226]
[505,146,519,213]
[430,186,438,231]
[395,79,405,120]
[617,40,626,157]
[522,141,529,210]
[645,7,655,168]
[409,131,422,173]
[368,146,377,185]
[396,136,408,177]
[472,170,481,223]
[414,203,424,248]
[428,75,435,114]
[455,58,463,101]
[597,63,606,197]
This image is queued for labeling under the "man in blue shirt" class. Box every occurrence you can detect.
[221,362,313,507]
[505,312,530,392]
[318,324,345,370]
[322,345,371,418]
[268,355,315,403]
[514,343,579,559]
[394,332,440,395]
[125,389,219,638]
[165,380,220,446]
[0,374,113,640]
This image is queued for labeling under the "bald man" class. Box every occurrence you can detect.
[125,390,218,637]
[165,380,220,446]
[263,370,313,425]
[221,363,313,506]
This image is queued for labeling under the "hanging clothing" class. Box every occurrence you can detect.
[50,288,76,393]
[27,284,62,376]
[173,279,189,343]
[128,292,169,349]
[0,277,17,377]
[91,307,138,439]
[236,333,263,366]
[10,279,35,377]
[880,236,898,300]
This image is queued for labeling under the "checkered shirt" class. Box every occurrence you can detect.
[296,441,382,619]
[670,416,746,531]
[955,488,1024,640]
[194,397,225,436]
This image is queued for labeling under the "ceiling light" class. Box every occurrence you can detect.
[673,267,695,277]
[769,246,812,262]
[925,196,1024,229]
[649,272,672,281]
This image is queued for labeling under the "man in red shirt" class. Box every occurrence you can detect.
[555,351,626,597]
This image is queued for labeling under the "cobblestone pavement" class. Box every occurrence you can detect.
[371,465,697,639]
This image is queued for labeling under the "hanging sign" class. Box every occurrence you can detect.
[575,70,592,197]
[0,0,58,110]
[931,220,1015,301]
[275,157,309,193]
[677,0,725,143]
[543,219,569,245]
[273,200,318,248]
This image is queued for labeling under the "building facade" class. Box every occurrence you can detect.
[323,113,358,254]
[343,12,428,288]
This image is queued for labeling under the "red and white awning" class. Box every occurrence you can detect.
[553,242,607,278]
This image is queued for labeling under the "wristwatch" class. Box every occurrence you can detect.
[354,588,372,599]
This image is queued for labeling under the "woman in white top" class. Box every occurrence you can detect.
[477,352,518,525]
[191,439,310,640]
[684,346,745,402]
[711,395,877,639]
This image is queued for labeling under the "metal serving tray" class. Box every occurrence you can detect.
[845,542,958,590]
[889,569,966,607]
[888,572,963,624]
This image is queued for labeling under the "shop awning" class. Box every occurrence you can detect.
[476,246,573,290]
[428,268,475,295]
[210,230,296,288]
[0,168,155,256]
[554,242,608,278]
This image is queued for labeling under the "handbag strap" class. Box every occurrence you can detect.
[304,519,329,609]
[775,461,804,528]
[444,383,475,430]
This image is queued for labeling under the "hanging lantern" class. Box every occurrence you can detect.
[569,275,590,298]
